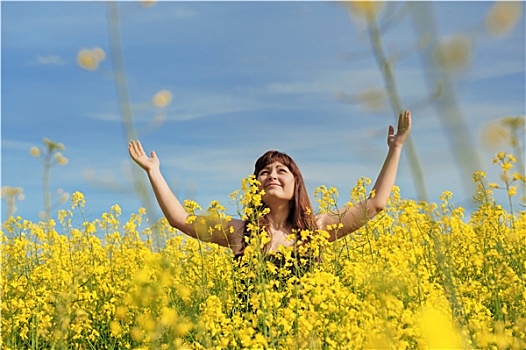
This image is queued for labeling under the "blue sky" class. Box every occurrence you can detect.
[2,1,525,224]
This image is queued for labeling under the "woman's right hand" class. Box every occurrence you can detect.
[128,140,160,172]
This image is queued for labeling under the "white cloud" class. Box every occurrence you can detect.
[1,139,36,151]
[469,60,525,81]
[36,55,66,65]
[84,112,121,122]
[163,89,271,122]
[266,81,333,95]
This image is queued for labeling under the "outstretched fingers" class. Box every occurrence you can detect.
[397,110,411,135]
[128,140,145,159]
[128,140,137,157]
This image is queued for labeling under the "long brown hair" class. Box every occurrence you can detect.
[253,150,317,233]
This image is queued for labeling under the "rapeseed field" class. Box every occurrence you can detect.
[2,152,525,349]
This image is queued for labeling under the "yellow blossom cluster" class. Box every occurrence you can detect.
[2,153,525,349]
[77,47,106,71]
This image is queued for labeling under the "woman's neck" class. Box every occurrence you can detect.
[265,202,291,231]
[262,202,294,253]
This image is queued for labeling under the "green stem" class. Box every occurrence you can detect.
[106,2,162,249]
[365,11,429,202]
[43,153,52,220]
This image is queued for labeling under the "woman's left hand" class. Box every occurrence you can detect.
[388,109,412,149]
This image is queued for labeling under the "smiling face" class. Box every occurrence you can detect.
[257,161,295,204]
[252,150,317,231]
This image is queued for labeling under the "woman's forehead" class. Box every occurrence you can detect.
[262,161,288,169]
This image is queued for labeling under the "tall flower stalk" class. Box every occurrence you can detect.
[106,2,161,249]
[30,138,69,220]
[346,2,428,201]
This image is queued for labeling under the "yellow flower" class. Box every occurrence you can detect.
[77,47,106,71]
[434,35,472,72]
[152,89,173,108]
[480,120,508,149]
[109,321,122,336]
[185,215,196,224]
[346,1,385,19]
[419,304,464,348]
[485,1,522,37]
[29,146,41,157]
[501,161,513,172]
[54,152,69,165]
[71,191,86,208]
[111,204,122,216]
[473,171,486,182]
[141,0,156,7]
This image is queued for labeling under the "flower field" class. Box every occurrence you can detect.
[2,154,525,349]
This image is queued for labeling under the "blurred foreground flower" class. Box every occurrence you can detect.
[419,304,464,348]
[31,138,67,164]
[485,1,523,37]
[141,0,156,8]
[334,88,387,112]
[480,120,509,149]
[481,116,525,188]
[31,138,69,219]
[1,186,25,218]
[434,35,472,72]
[30,146,41,157]
[345,1,384,20]
[152,89,173,109]
[357,88,387,112]
[77,47,106,71]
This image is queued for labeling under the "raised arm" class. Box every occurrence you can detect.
[128,140,244,252]
[319,110,412,242]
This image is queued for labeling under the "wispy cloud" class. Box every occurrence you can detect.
[469,60,525,81]
[35,55,66,66]
[84,111,121,122]
[2,139,35,151]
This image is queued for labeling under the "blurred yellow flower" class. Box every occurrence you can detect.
[357,88,387,112]
[54,152,69,165]
[485,1,522,37]
[59,191,70,203]
[419,305,464,348]
[141,0,156,8]
[29,146,41,157]
[434,35,472,72]
[346,1,384,20]
[91,47,106,61]
[480,120,509,149]
[109,321,122,336]
[152,89,173,108]
[77,47,106,71]
[1,186,25,201]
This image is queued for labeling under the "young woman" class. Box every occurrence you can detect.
[128,110,412,256]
